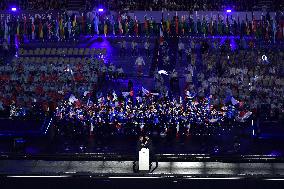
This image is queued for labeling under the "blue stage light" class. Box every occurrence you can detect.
[11,7,17,12]
[226,9,232,13]
[98,8,104,12]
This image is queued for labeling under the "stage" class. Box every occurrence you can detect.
[1,158,284,176]
[1,158,284,189]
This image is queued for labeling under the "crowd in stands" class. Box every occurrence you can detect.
[1,0,284,11]
[0,0,67,11]
[91,0,284,11]
[0,47,114,117]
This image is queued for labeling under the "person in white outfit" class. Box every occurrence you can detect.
[135,56,145,76]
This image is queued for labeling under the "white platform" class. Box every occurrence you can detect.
[139,148,149,171]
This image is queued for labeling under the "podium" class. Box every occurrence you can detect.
[139,148,149,171]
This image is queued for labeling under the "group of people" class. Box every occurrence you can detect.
[0,11,284,47]
[1,0,284,11]
[92,0,284,11]
[53,87,251,138]
[0,50,127,118]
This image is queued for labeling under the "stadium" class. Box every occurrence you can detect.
[0,0,284,188]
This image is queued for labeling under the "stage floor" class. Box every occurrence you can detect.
[1,159,284,177]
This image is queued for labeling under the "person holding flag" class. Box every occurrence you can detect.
[245,14,250,36]
[159,23,164,44]
[59,15,64,40]
[271,18,276,43]
[55,16,59,41]
[225,15,229,35]
[202,17,207,37]
[135,55,145,77]
[216,14,220,35]
[23,16,27,37]
[144,16,149,36]
[160,12,164,43]
[81,13,86,35]
[125,18,129,36]
[175,12,179,35]
[118,14,123,35]
[166,15,171,36]
[181,15,185,36]
[39,20,44,41]
[94,12,99,35]
[67,16,71,39]
[110,15,116,35]
[46,16,52,40]
[149,17,154,35]
[134,16,139,37]
[72,15,77,39]
[104,20,108,37]
[31,16,35,40]
[209,16,213,36]
[16,18,20,43]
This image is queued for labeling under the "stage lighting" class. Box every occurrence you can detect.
[226,9,232,13]
[11,7,17,12]
[98,8,104,12]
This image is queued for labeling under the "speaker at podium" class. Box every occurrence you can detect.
[139,148,149,172]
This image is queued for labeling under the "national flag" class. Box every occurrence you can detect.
[181,15,185,35]
[245,14,250,35]
[236,111,252,122]
[122,92,130,98]
[83,91,91,97]
[125,20,129,34]
[72,15,77,28]
[104,21,108,36]
[252,13,257,34]
[69,94,78,104]
[272,19,276,43]
[31,17,35,40]
[118,15,123,34]
[16,20,20,37]
[134,16,139,36]
[166,16,171,34]
[110,15,116,35]
[94,13,99,34]
[231,97,239,105]
[160,23,164,43]
[142,87,150,96]
[55,18,59,39]
[209,17,213,35]
[39,21,43,39]
[81,13,85,33]
[175,12,179,35]
[59,16,64,38]
[144,16,148,35]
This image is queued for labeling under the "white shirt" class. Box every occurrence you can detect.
[144,42,150,49]
[178,42,184,51]
[135,56,145,66]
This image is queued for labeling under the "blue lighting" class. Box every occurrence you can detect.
[226,9,232,13]
[11,7,17,12]
[98,8,104,12]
